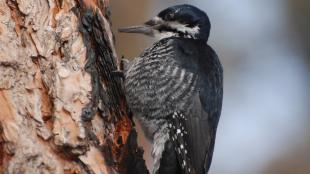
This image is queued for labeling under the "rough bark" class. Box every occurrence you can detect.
[0,0,148,173]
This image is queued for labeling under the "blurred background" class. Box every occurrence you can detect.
[110,0,310,174]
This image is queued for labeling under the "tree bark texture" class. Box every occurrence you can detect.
[0,0,148,173]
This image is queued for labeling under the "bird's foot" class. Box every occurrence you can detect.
[111,70,125,80]
[120,55,133,71]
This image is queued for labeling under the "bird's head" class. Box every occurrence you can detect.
[119,4,211,41]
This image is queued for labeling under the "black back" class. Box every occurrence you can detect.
[162,37,223,174]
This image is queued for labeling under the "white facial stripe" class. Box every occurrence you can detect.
[153,30,177,40]
[152,16,200,39]
[168,22,200,35]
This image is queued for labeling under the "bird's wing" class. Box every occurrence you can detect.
[124,37,222,174]
[169,38,223,174]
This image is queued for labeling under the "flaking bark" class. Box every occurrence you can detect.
[0,0,148,173]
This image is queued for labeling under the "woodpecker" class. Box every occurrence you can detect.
[119,4,223,174]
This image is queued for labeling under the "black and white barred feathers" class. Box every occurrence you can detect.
[125,38,198,120]
[122,4,223,174]
[124,37,223,174]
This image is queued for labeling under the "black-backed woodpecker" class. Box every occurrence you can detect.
[119,4,223,174]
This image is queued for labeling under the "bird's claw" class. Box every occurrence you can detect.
[112,70,125,80]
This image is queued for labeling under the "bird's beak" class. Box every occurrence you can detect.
[119,18,161,36]
[118,25,154,35]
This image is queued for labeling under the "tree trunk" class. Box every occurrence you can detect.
[0,0,148,173]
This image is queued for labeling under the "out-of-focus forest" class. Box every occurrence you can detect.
[110,0,310,174]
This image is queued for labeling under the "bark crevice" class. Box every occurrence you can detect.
[0,0,148,173]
